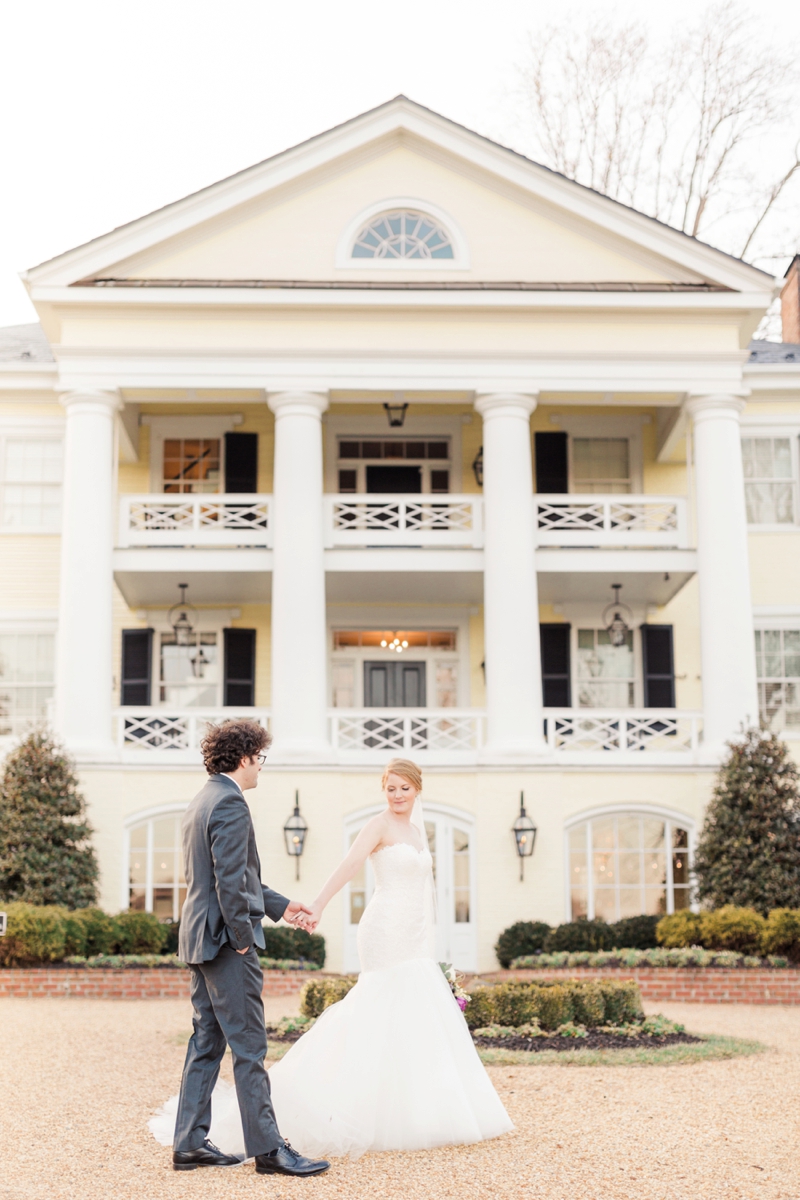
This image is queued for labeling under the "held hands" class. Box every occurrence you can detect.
[284,899,318,932]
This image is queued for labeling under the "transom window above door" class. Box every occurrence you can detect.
[351,210,454,260]
[337,438,450,494]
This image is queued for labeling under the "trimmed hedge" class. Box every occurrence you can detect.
[464,979,642,1031]
[0,903,167,964]
[494,921,552,968]
[261,925,326,968]
[656,906,800,959]
[298,974,643,1031]
[300,976,358,1017]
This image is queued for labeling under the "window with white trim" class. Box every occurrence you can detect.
[568,812,691,921]
[0,439,62,528]
[128,812,186,919]
[351,210,454,260]
[742,436,797,524]
[162,438,221,494]
[576,628,635,707]
[0,633,55,736]
[572,437,631,494]
[755,629,800,730]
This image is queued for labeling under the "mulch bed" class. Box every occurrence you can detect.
[266,1025,704,1052]
[472,1031,703,1052]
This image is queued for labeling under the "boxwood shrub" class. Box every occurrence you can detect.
[543,918,615,953]
[464,979,642,1031]
[761,909,800,963]
[299,976,357,1017]
[261,925,326,968]
[494,921,551,968]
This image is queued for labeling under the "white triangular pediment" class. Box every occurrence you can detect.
[25,97,773,295]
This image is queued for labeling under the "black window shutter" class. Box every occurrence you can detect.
[642,625,675,708]
[224,432,258,493]
[534,432,568,493]
[121,629,153,706]
[224,628,256,707]
[540,624,571,707]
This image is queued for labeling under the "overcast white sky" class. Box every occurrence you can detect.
[2,0,799,327]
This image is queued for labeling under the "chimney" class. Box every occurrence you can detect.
[780,255,800,344]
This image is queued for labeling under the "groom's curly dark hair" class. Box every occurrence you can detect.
[201,719,272,775]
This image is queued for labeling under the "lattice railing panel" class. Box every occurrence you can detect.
[117,709,270,753]
[119,495,271,546]
[331,710,482,753]
[545,710,701,753]
[535,495,687,547]
[327,495,483,547]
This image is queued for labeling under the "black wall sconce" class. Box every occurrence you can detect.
[512,792,537,881]
[283,790,308,880]
[471,445,483,486]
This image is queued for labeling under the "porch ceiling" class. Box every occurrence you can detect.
[536,548,697,605]
[113,548,272,606]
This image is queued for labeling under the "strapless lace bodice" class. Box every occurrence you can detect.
[357,842,434,972]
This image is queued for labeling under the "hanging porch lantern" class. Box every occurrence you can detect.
[471,445,484,487]
[383,393,409,427]
[168,582,197,647]
[512,792,537,882]
[283,791,308,881]
[602,583,634,648]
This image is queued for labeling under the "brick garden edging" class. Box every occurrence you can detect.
[0,967,314,1000]
[476,967,800,1005]
[3,965,800,1003]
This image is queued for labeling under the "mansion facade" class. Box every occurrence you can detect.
[2,97,800,972]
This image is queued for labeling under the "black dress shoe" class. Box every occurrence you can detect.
[254,1141,330,1177]
[172,1139,243,1170]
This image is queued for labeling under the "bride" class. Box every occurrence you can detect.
[150,758,512,1160]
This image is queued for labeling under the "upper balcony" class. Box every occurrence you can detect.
[117,492,689,551]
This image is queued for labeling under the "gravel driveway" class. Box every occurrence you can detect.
[1,995,798,1200]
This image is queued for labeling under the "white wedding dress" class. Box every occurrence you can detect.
[150,839,512,1160]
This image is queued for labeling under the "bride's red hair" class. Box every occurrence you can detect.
[381,758,422,793]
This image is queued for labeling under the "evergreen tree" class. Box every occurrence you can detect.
[694,727,800,913]
[0,730,98,908]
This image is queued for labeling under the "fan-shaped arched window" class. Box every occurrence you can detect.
[351,210,454,260]
[566,810,692,922]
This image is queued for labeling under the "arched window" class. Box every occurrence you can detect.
[126,808,186,921]
[566,810,692,922]
[351,210,454,260]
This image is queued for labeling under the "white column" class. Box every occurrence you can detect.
[55,390,120,758]
[475,393,546,758]
[267,391,331,760]
[686,395,758,752]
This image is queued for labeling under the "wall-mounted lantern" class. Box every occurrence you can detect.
[471,445,484,487]
[512,792,537,881]
[283,790,308,880]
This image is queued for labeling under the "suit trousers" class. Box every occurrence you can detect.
[173,945,282,1157]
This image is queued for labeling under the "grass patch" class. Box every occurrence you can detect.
[477,1034,766,1067]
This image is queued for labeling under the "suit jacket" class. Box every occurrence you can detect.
[178,774,289,965]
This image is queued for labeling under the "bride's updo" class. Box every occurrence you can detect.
[381,758,422,793]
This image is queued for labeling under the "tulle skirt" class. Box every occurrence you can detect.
[149,957,512,1160]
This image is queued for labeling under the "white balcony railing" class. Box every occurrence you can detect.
[330,708,485,756]
[112,706,701,760]
[544,709,702,753]
[535,494,688,548]
[115,708,270,752]
[118,494,272,548]
[324,494,483,548]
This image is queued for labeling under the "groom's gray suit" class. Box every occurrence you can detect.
[174,773,289,1158]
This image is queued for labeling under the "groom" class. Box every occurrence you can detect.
[173,718,329,1177]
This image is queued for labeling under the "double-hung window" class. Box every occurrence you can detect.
[755,629,800,731]
[742,436,798,525]
[0,632,55,736]
[0,438,62,529]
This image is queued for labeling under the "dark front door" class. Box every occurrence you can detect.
[366,464,422,493]
[364,660,426,706]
